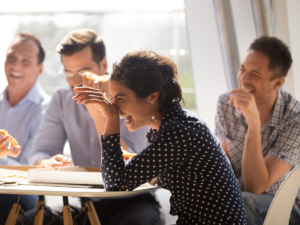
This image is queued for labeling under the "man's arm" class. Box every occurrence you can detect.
[229,88,292,194]
[26,91,71,167]
[215,95,232,162]
[221,134,291,193]
[0,155,22,166]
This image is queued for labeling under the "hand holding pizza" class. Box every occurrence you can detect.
[0,131,21,158]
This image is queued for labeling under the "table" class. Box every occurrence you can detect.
[0,184,160,225]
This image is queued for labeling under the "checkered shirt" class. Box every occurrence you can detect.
[215,89,300,215]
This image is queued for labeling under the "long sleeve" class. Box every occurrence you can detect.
[101,106,248,224]
[0,157,22,166]
[101,121,193,191]
[27,92,67,165]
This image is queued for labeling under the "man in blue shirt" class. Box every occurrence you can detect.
[23,29,162,225]
[0,33,50,224]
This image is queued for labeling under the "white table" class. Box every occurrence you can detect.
[0,184,160,225]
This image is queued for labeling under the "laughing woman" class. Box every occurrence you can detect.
[73,49,247,225]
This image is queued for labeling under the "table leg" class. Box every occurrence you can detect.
[34,195,45,225]
[5,195,22,225]
[5,203,21,225]
[62,196,73,225]
[85,201,101,225]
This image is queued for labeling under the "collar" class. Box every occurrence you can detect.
[2,82,44,106]
[146,103,183,142]
[160,103,183,124]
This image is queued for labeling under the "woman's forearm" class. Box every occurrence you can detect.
[104,115,120,137]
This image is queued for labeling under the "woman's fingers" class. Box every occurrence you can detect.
[81,99,109,106]
[73,89,104,97]
[73,91,104,101]
[74,86,101,93]
[76,94,108,105]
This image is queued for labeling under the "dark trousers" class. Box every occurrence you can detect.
[0,194,38,225]
[16,193,162,225]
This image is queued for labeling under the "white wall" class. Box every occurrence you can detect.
[185,0,227,131]
[286,0,300,100]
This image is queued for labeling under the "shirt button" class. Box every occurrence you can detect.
[91,161,95,165]
[90,138,94,142]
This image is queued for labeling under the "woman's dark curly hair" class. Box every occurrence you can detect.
[110,48,183,113]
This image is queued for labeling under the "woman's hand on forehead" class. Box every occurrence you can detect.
[72,86,119,119]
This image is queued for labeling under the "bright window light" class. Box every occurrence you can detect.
[179,49,186,55]
[170,49,177,55]
[0,0,184,13]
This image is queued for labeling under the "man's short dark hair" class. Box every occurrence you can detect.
[249,36,293,80]
[56,29,106,63]
[14,32,45,65]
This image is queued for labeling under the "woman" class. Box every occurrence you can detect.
[73,48,247,225]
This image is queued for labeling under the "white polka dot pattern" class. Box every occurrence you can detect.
[101,104,247,225]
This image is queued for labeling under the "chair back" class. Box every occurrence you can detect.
[263,164,300,225]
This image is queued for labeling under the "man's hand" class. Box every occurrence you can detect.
[0,136,21,158]
[37,154,72,167]
[229,88,260,128]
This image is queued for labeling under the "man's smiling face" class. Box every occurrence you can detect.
[237,49,276,104]
[5,38,42,92]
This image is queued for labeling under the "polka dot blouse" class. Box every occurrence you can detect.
[101,104,247,225]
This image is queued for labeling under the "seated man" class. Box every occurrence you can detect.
[215,36,300,225]
[22,29,162,225]
[0,33,50,224]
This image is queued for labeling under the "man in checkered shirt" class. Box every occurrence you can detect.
[215,36,300,225]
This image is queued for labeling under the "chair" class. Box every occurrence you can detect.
[263,164,300,225]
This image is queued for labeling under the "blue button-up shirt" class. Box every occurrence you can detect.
[0,82,50,165]
[28,86,150,168]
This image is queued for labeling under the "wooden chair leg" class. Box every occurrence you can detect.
[62,196,73,225]
[5,203,21,225]
[85,201,101,225]
[34,196,45,225]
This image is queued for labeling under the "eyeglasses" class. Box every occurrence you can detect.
[59,63,99,80]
